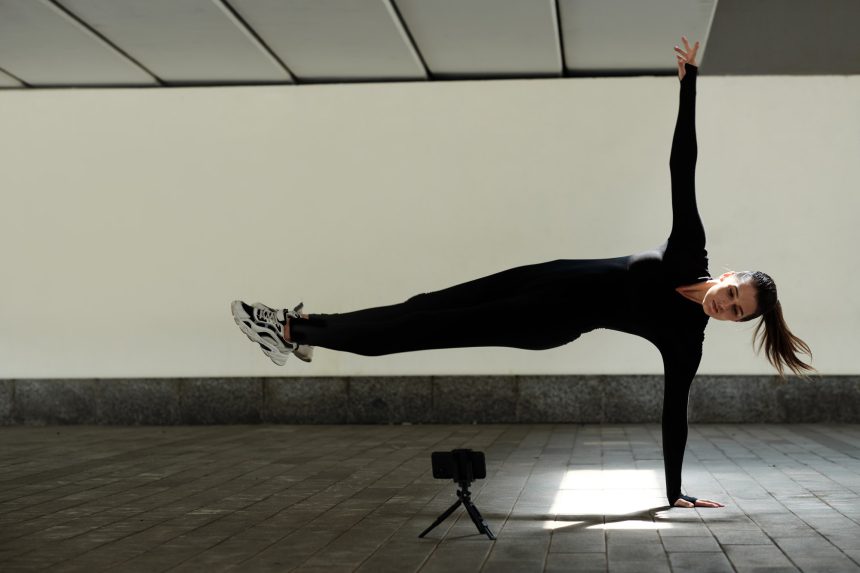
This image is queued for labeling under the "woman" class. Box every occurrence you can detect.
[231,37,814,509]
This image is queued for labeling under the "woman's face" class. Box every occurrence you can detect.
[703,273,758,321]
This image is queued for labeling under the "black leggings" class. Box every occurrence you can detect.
[288,260,608,356]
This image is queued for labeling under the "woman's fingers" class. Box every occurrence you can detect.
[674,38,700,70]
[675,44,698,57]
[676,36,700,76]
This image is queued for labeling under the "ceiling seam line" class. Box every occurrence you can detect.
[554,0,567,77]
[384,0,432,81]
[9,81,298,91]
[45,0,165,87]
[0,65,30,88]
[218,0,298,84]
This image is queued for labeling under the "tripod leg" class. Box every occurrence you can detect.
[463,499,496,540]
[418,499,462,538]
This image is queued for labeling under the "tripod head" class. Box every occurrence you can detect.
[430,448,486,492]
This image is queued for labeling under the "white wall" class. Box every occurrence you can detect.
[1,73,857,378]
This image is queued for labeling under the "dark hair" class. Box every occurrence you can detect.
[735,271,816,380]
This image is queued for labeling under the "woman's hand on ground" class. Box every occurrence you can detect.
[675,36,700,80]
[674,497,725,508]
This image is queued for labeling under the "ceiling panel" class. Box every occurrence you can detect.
[559,0,716,73]
[229,0,426,82]
[57,0,292,84]
[393,0,562,77]
[0,0,156,86]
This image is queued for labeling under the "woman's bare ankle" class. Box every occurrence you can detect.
[283,315,309,343]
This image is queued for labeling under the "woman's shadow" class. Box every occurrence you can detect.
[440,505,734,540]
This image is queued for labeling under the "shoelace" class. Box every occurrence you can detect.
[255,307,282,325]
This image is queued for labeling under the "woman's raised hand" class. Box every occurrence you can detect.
[675,36,700,80]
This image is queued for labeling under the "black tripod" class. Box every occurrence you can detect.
[419,449,495,539]
[419,481,495,539]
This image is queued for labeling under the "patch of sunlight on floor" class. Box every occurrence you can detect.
[542,469,675,531]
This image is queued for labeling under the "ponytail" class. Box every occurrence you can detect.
[751,301,816,380]
[736,271,816,380]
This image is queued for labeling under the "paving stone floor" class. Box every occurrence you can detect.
[1,424,859,572]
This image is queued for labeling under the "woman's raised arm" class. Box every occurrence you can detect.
[667,36,705,252]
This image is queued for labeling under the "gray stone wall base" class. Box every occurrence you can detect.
[0,376,856,425]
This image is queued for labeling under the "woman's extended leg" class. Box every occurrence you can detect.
[289,295,582,356]
[287,260,592,356]
[282,262,559,342]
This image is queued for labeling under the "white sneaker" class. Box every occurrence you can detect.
[231,300,296,366]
